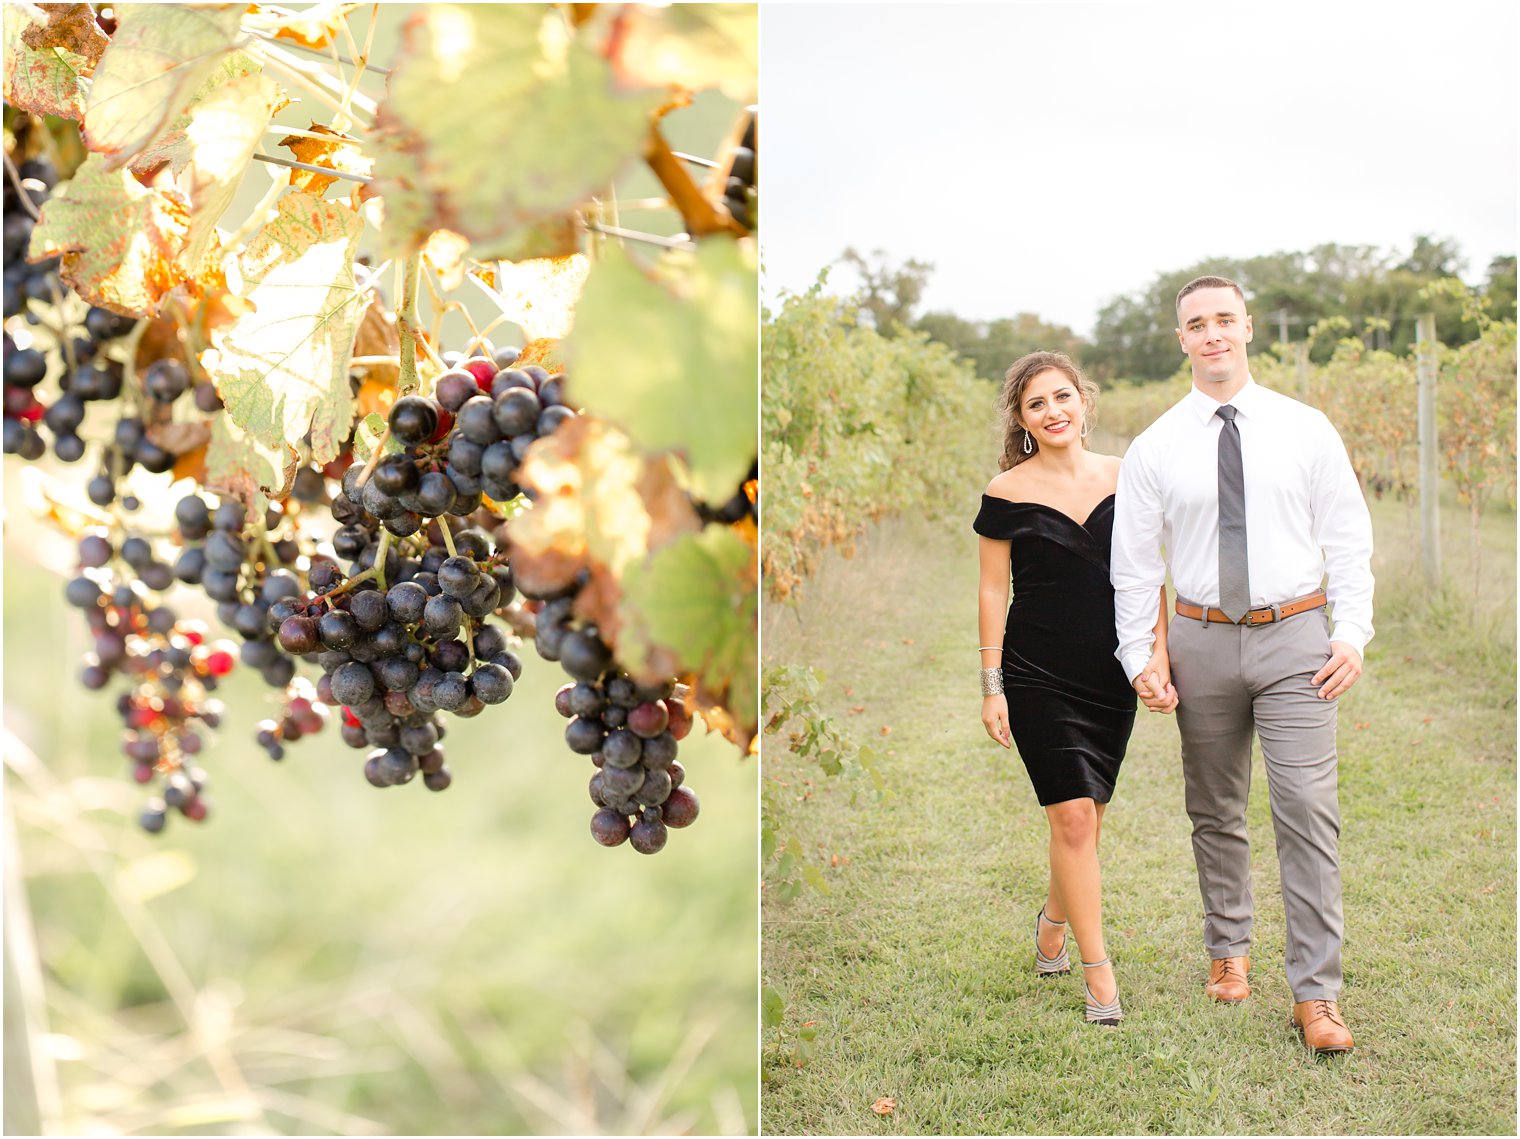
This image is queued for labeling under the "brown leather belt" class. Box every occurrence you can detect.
[1175,591,1327,626]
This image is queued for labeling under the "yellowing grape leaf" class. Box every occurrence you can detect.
[278,123,370,197]
[259,1,363,49]
[600,4,757,100]
[127,53,265,178]
[469,254,590,341]
[370,4,659,254]
[204,412,290,516]
[618,525,756,737]
[422,228,471,293]
[214,192,365,464]
[3,3,106,120]
[176,70,283,276]
[570,238,757,501]
[83,3,247,168]
[28,152,191,317]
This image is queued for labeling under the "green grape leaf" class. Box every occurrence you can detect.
[83,3,247,169]
[599,4,757,100]
[370,4,659,253]
[214,192,365,464]
[350,412,389,463]
[761,985,786,1030]
[27,151,191,317]
[204,413,291,517]
[569,238,758,501]
[3,3,106,120]
[619,525,757,735]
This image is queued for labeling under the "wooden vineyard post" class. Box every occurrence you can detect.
[1416,313,1440,589]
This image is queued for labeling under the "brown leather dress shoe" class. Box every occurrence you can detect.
[1293,999,1355,1055]
[1204,956,1251,1003]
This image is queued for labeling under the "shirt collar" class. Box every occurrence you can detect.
[1186,374,1258,425]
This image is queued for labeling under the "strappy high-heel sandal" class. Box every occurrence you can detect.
[1081,958,1123,1026]
[1034,906,1070,977]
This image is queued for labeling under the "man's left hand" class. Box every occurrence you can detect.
[1312,641,1363,700]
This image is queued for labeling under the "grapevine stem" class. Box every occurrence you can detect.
[249,40,375,123]
[439,521,457,559]
[321,565,377,603]
[396,251,424,395]
[246,28,390,76]
[263,123,359,143]
[2,154,41,220]
[373,530,392,592]
[42,278,78,376]
[250,152,373,184]
[584,221,695,251]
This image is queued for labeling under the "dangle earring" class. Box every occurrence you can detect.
[1079,417,1090,439]
[1022,429,1033,455]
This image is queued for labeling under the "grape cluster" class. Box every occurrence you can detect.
[274,554,521,793]
[171,492,306,691]
[64,530,229,831]
[3,157,58,321]
[540,606,701,854]
[254,677,328,762]
[429,353,577,506]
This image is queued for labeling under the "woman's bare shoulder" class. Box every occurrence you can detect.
[984,467,1028,501]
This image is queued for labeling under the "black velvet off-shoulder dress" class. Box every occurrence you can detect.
[973,493,1137,805]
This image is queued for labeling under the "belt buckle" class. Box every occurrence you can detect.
[1269,602,1283,624]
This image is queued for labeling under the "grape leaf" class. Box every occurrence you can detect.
[126,53,264,178]
[83,3,247,169]
[569,238,758,501]
[258,1,363,50]
[27,152,191,317]
[204,413,290,517]
[277,123,369,198]
[597,4,757,100]
[469,254,590,341]
[370,4,659,254]
[618,526,757,738]
[214,192,365,464]
[176,70,283,276]
[3,3,105,120]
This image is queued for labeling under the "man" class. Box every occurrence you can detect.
[1111,275,1374,1054]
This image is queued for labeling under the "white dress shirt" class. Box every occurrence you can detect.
[1111,376,1375,682]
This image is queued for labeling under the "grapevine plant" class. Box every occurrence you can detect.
[2,2,759,853]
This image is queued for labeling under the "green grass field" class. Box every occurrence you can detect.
[3,492,758,1136]
[761,494,1515,1136]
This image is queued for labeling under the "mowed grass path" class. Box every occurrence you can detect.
[761,499,1515,1136]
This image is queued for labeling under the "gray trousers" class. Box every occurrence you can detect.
[1168,607,1343,1002]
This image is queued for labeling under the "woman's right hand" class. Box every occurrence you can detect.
[982,694,1012,748]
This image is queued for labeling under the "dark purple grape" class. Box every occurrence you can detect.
[663,785,699,827]
[470,663,512,704]
[629,811,668,854]
[330,661,376,705]
[142,359,189,402]
[435,370,478,411]
[642,731,678,769]
[318,609,359,649]
[602,728,643,769]
[565,716,606,755]
[388,395,439,446]
[493,387,541,436]
[590,808,630,847]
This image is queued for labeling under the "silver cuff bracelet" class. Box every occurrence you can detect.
[980,667,1004,696]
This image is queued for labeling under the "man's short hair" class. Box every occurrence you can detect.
[1176,275,1247,317]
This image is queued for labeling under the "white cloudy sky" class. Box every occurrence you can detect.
[759,2,1519,336]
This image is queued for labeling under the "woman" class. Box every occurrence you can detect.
[974,351,1174,1026]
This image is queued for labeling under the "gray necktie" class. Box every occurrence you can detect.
[1216,405,1249,622]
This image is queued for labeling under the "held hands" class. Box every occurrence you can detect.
[1132,651,1179,714]
[982,693,1012,749]
[1312,641,1363,700]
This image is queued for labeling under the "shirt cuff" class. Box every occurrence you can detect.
[1329,622,1370,657]
[1120,648,1154,684]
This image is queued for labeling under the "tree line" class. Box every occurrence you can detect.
[838,239,1517,385]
